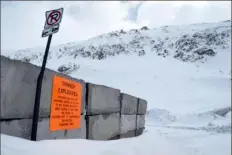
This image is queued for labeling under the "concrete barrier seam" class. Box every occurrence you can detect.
[135,98,139,136]
[85,83,90,139]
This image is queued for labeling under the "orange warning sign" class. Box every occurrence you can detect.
[49,75,82,131]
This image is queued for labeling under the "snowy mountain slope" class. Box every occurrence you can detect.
[2,20,231,64]
[1,20,231,113]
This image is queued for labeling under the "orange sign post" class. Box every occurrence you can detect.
[50,75,82,131]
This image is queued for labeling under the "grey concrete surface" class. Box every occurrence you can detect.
[136,115,145,129]
[137,99,147,115]
[120,93,138,114]
[119,130,136,138]
[86,83,120,115]
[1,118,32,140]
[36,118,65,140]
[135,127,145,136]
[1,56,86,119]
[87,113,120,140]
[1,56,39,119]
[37,115,86,140]
[1,56,147,141]
[108,135,120,140]
[120,114,136,134]
[1,115,86,140]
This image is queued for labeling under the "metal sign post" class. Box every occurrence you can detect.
[31,8,64,141]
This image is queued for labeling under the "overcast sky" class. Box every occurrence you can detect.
[1,1,231,51]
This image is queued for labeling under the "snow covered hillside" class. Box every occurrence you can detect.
[3,20,231,65]
[1,20,231,155]
[1,20,231,112]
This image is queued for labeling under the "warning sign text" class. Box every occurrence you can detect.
[49,75,82,131]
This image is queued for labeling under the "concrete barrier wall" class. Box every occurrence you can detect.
[119,93,137,138]
[0,56,147,141]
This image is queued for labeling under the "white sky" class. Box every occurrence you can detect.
[1,1,231,51]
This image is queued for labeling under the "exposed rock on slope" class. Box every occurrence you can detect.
[2,20,231,65]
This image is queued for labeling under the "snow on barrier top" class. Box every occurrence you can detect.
[0,55,147,141]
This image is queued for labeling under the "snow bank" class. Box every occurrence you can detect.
[147,106,231,134]
[1,131,192,155]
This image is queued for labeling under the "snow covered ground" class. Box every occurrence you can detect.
[1,20,231,155]
[1,123,231,155]
[0,131,199,155]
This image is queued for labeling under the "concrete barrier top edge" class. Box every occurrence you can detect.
[86,82,121,92]
[1,55,86,84]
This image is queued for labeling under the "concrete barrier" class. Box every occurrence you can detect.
[136,127,145,136]
[119,93,138,138]
[137,99,147,115]
[136,99,147,136]
[136,115,146,136]
[86,113,120,140]
[1,119,32,139]
[86,83,121,115]
[36,115,86,140]
[1,115,86,140]
[1,56,39,119]
[119,115,136,138]
[0,56,147,141]
[1,56,86,119]
[120,93,138,115]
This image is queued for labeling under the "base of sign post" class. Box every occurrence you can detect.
[31,35,53,141]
